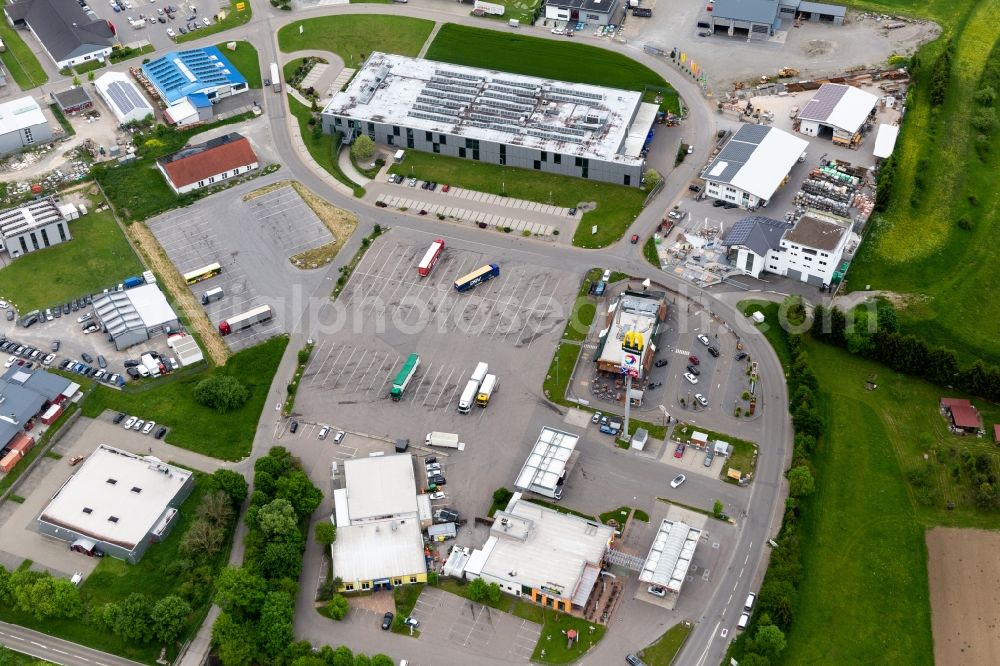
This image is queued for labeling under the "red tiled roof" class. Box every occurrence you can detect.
[160,134,257,189]
[940,397,971,409]
[950,404,981,430]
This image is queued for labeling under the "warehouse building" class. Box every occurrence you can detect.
[0,368,77,473]
[37,444,194,562]
[703,0,844,39]
[51,87,93,115]
[722,214,850,286]
[638,519,702,610]
[544,0,622,26]
[156,132,259,195]
[0,96,53,157]
[93,283,180,351]
[331,454,427,593]
[701,125,808,210]
[0,197,73,259]
[594,289,666,379]
[163,93,213,127]
[93,72,154,125]
[464,493,614,613]
[141,46,249,106]
[514,427,579,500]
[322,52,656,187]
[3,0,114,69]
[797,83,879,147]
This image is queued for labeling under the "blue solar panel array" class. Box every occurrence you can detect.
[141,46,248,105]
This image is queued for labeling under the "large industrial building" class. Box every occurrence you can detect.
[544,0,622,26]
[322,52,657,187]
[514,427,580,500]
[797,83,879,147]
[0,368,77,474]
[141,46,249,106]
[722,214,850,286]
[594,288,666,379]
[0,197,75,258]
[93,283,180,351]
[0,96,52,157]
[94,72,155,125]
[331,454,427,593]
[37,444,194,563]
[3,0,115,69]
[638,519,702,610]
[700,125,808,209]
[464,493,614,613]
[701,0,845,40]
[156,132,259,194]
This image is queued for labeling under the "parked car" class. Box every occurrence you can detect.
[683,372,698,384]
[318,425,330,440]
[98,355,107,368]
[124,359,140,367]
[670,473,686,487]
[77,312,93,323]
[381,612,394,630]
[697,334,710,346]
[113,412,126,424]
[686,364,700,376]
[69,455,85,466]
[630,234,640,244]
[694,393,708,406]
[735,351,748,361]
[428,474,446,486]
[408,177,417,187]
[704,449,715,467]
[42,354,55,365]
[133,419,144,431]
[142,421,156,435]
[5,312,12,321]
[155,427,167,439]
[674,444,686,459]
[627,655,647,666]
[654,359,668,367]
[591,410,602,423]
[689,355,699,365]
[430,491,446,500]
[123,416,136,429]
[81,352,94,363]
[333,431,346,444]
[707,346,720,357]
[713,199,726,207]
[289,420,299,433]
[647,585,666,597]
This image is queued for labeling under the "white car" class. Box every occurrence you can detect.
[694,393,708,406]
[166,27,176,38]
[0,300,8,309]
[670,474,686,488]
[133,419,145,431]
[142,421,156,435]
[4,356,15,368]
[201,16,210,26]
[425,464,442,474]
[697,334,711,346]
[551,27,565,34]
[318,425,330,440]
[408,177,417,187]
[42,354,55,366]
[429,491,446,500]
[683,372,699,384]
[601,269,611,282]
[123,416,136,429]
[333,430,346,444]
[648,585,667,597]
[77,312,93,323]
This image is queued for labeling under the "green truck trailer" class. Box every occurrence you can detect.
[390,353,420,401]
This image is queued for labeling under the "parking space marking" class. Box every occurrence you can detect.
[420,365,446,407]
[321,345,352,388]
[329,347,361,392]
[344,348,373,387]
[368,352,397,393]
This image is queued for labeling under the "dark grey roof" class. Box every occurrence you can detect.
[0,373,49,448]
[798,83,848,123]
[52,87,92,111]
[93,290,144,339]
[4,0,114,63]
[798,1,845,17]
[723,216,792,257]
[2,367,73,402]
[545,0,620,14]
[701,124,772,185]
[782,215,847,251]
[711,0,779,23]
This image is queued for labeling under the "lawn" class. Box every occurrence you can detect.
[643,236,660,268]
[287,96,365,198]
[671,423,757,483]
[639,622,693,665]
[0,209,143,312]
[425,24,680,114]
[79,336,289,460]
[846,0,1000,363]
[277,15,434,64]
[0,0,48,89]
[175,0,252,44]
[49,104,75,136]
[386,151,647,248]
[477,0,543,25]
[738,300,795,369]
[542,342,581,404]
[215,41,262,89]
[0,645,56,664]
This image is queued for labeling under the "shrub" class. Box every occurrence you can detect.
[326,595,349,621]
[193,375,250,412]
[350,135,376,162]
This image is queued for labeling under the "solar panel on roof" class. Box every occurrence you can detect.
[735,123,770,142]
[106,81,149,114]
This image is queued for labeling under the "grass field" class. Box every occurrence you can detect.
[425,24,680,114]
[386,151,647,248]
[639,622,693,665]
[287,96,365,198]
[478,0,543,24]
[175,0,251,44]
[847,0,1000,363]
[738,300,796,369]
[216,42,262,89]
[277,15,434,63]
[0,209,143,312]
[0,0,48,89]
[79,336,289,460]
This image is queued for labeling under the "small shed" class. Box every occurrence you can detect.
[0,449,21,473]
[631,428,649,451]
[40,403,63,425]
[940,397,982,434]
[690,431,709,447]
[8,432,35,455]
[714,440,733,457]
[52,87,93,114]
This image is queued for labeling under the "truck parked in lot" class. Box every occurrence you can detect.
[426,431,461,449]
[471,361,488,385]
[123,276,143,289]
[475,374,498,407]
[458,379,479,414]
[390,353,420,401]
[219,304,272,335]
[201,287,224,305]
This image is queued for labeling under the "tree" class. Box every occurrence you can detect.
[151,595,192,645]
[259,592,295,658]
[467,577,489,602]
[492,487,513,508]
[755,624,787,658]
[354,655,372,666]
[12,573,83,621]
[200,489,237,525]
[257,539,305,580]
[325,594,350,621]
[486,582,502,604]
[315,521,337,546]
[713,500,725,518]
[215,567,267,620]
[193,375,250,412]
[108,593,154,642]
[211,612,258,666]
[370,656,394,666]
[350,135,376,162]
[739,654,771,666]
[212,469,249,506]
[787,466,815,498]
[331,645,354,666]
[255,498,300,540]
[275,470,323,517]
[758,579,797,629]
[181,519,225,559]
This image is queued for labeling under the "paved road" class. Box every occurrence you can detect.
[0,621,146,666]
[5,3,792,665]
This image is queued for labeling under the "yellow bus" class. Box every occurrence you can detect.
[183,262,222,285]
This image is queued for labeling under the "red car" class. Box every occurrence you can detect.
[674,443,686,458]
[442,184,450,192]
[689,355,700,365]
[630,234,640,244]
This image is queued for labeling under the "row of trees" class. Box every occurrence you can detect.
[211,447,323,665]
[728,331,818,664]
[811,301,1000,403]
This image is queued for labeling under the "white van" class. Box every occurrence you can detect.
[737,613,750,631]
[744,592,756,611]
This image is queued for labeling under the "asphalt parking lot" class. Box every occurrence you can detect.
[146,181,332,351]
[86,0,212,51]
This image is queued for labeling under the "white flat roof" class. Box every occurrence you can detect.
[873,123,899,158]
[0,96,46,135]
[799,83,878,135]
[639,519,702,594]
[479,498,613,598]
[623,102,660,157]
[514,427,578,493]
[331,519,426,582]
[333,488,351,527]
[39,445,192,550]
[703,125,808,201]
[344,454,417,522]
[127,283,177,328]
[323,52,645,165]
[597,292,661,368]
